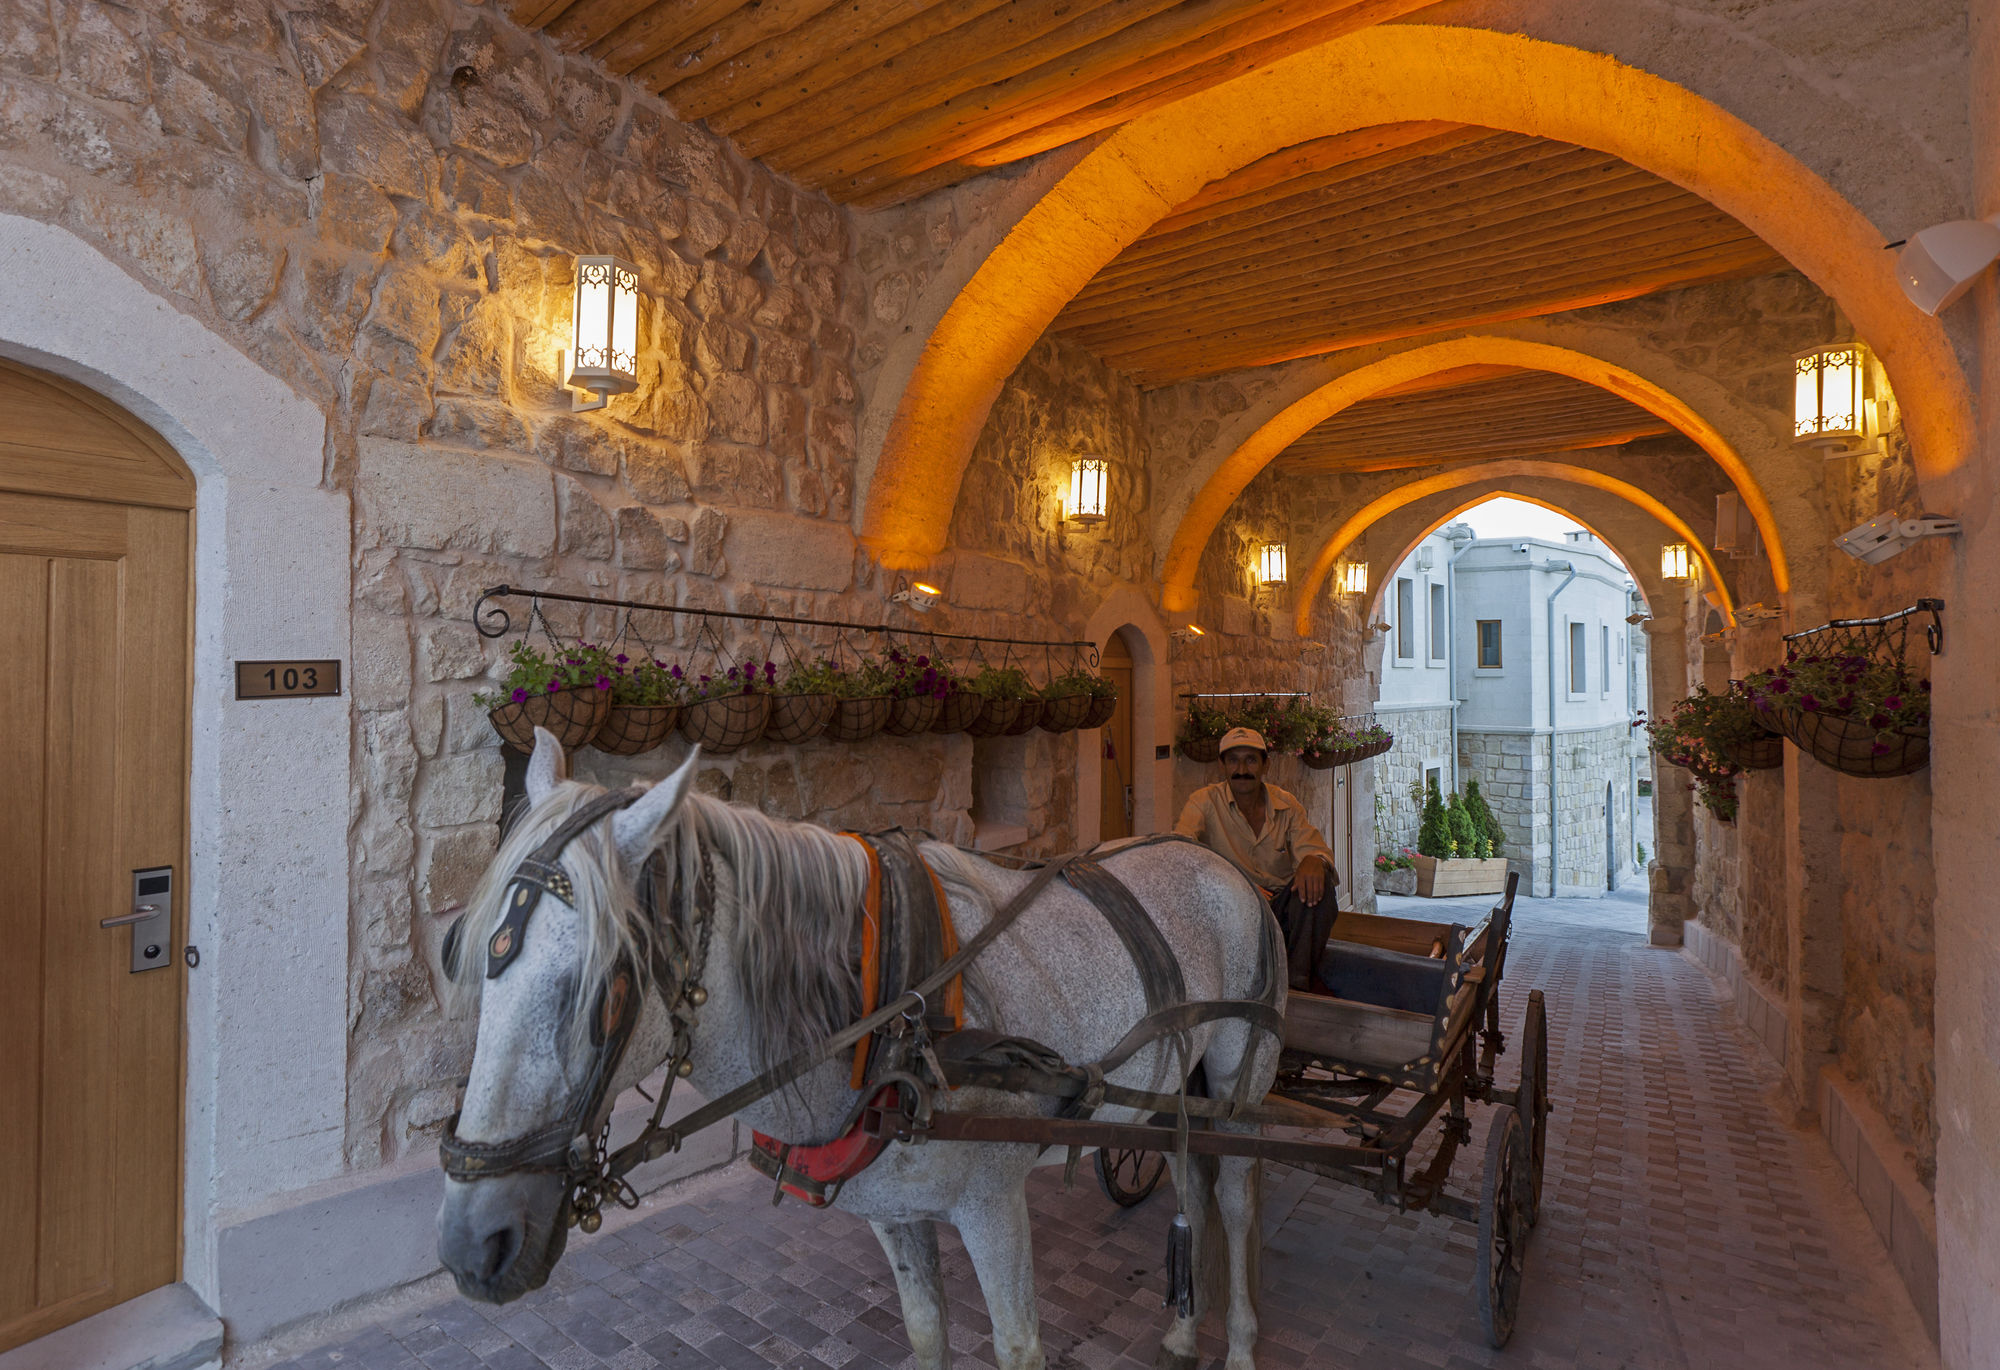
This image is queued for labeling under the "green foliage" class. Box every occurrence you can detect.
[966,665,1036,701]
[1462,777,1504,856]
[1374,847,1416,873]
[1640,682,1772,821]
[475,640,615,708]
[1182,698,1231,742]
[857,649,953,699]
[688,659,777,699]
[608,653,685,706]
[1743,650,1931,748]
[1233,696,1311,753]
[1636,841,1649,867]
[1042,667,1117,699]
[777,656,849,696]
[1416,774,1452,859]
[1445,793,1476,858]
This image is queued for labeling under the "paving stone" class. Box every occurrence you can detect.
[279,889,1935,1370]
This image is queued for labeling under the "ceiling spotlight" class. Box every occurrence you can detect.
[1895,216,2000,315]
[892,579,942,612]
[1834,512,1961,565]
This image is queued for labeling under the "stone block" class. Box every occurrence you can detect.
[352,614,412,711]
[420,826,497,914]
[721,511,854,591]
[557,477,614,559]
[317,92,432,200]
[950,552,1031,613]
[623,440,692,503]
[421,622,488,682]
[690,441,781,508]
[615,505,678,570]
[419,751,502,828]
[358,439,555,556]
[704,372,766,444]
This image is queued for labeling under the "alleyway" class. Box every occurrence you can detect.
[263,891,1934,1370]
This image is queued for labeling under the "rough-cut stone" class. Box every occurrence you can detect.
[615,505,676,570]
[419,751,502,828]
[353,614,414,711]
[419,827,497,915]
[421,623,487,682]
[721,511,853,591]
[949,552,1031,613]
[622,441,691,504]
[358,439,555,556]
[690,442,780,508]
[556,477,614,559]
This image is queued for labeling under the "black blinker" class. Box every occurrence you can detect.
[441,913,466,978]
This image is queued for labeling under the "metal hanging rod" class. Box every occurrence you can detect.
[471,584,1094,654]
[1182,691,1311,701]
[1783,597,1945,656]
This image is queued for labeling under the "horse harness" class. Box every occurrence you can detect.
[439,794,1285,1229]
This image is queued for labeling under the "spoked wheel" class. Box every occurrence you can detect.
[1476,1104,1532,1349]
[1095,1147,1167,1207]
[1517,989,1550,1225]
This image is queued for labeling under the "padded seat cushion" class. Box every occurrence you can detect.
[1316,939,1449,1016]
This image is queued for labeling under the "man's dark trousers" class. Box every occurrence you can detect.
[1269,881,1338,990]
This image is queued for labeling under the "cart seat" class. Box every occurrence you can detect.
[1315,939,1451,1015]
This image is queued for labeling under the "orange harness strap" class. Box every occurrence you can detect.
[844,834,962,1089]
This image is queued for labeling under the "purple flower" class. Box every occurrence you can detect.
[1835,693,1854,712]
[1800,694,1819,711]
[1883,695,1902,710]
[1872,742,1891,755]
[615,653,629,665]
[1921,680,1933,692]
[670,664,683,679]
[546,680,561,694]
[1870,712,1891,729]
[510,686,528,703]
[1771,679,1791,694]
[764,661,777,680]
[915,655,930,668]
[595,674,612,691]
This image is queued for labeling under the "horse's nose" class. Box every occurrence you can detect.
[477,1221,521,1285]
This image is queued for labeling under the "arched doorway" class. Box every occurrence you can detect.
[0,359,192,1350]
[1098,632,1136,840]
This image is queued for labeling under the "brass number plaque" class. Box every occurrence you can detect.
[235,660,342,699]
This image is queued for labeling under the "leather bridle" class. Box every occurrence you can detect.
[438,788,716,1233]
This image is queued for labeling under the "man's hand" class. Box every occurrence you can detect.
[1293,854,1331,907]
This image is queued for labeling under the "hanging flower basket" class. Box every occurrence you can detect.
[826,695,893,743]
[1722,733,1786,771]
[1037,693,1094,734]
[592,703,680,756]
[930,690,984,735]
[883,694,943,736]
[765,692,836,745]
[680,692,770,754]
[1177,735,1221,763]
[488,687,609,752]
[1002,697,1044,736]
[1775,707,1930,778]
[1080,693,1117,729]
[966,698,1026,738]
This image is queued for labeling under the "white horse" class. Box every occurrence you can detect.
[436,729,1282,1370]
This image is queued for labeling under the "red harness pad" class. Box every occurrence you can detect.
[748,1086,898,1207]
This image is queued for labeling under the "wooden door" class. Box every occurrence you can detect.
[1098,634,1135,840]
[0,360,191,1351]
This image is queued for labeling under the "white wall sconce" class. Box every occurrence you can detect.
[564,255,640,412]
[1257,543,1288,587]
[1793,343,1875,451]
[1660,543,1693,580]
[1834,511,1961,564]
[1333,561,1368,596]
[1065,456,1108,522]
[1169,623,1205,643]
[1895,216,2000,315]
[892,578,942,612]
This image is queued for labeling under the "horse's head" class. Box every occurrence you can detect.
[435,728,699,1303]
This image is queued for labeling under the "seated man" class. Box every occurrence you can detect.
[1175,727,1339,990]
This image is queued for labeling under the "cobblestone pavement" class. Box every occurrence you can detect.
[272,890,1936,1370]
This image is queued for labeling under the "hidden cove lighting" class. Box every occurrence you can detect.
[1660,543,1693,581]
[1257,543,1288,586]
[566,255,640,412]
[1066,456,1108,522]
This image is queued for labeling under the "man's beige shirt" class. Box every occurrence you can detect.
[1174,781,1335,892]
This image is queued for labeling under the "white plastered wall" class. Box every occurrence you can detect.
[1076,585,1173,845]
[0,214,351,1311]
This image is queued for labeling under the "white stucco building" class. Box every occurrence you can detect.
[1374,523,1649,896]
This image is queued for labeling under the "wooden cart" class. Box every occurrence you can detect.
[935,874,1549,1348]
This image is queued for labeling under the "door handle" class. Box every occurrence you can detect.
[101,906,159,929]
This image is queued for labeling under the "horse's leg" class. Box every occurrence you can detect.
[1212,1155,1263,1370]
[871,1220,951,1370]
[954,1182,1045,1370]
[1157,1150,1217,1370]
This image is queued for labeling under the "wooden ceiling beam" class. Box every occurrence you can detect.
[1153,123,1478,225]
[544,0,663,49]
[620,0,848,88]
[589,0,744,74]
[801,0,1416,193]
[508,0,579,28]
[1277,435,1661,474]
[1293,410,1671,455]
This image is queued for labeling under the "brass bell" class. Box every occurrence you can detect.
[675,1057,695,1077]
[688,985,708,1006]
[579,1209,602,1233]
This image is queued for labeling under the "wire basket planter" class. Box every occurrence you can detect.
[1765,707,1930,778]
[884,694,944,736]
[680,692,770,753]
[490,687,609,753]
[1747,598,1942,780]
[765,692,836,745]
[592,703,681,756]
[1038,693,1095,734]
[827,695,894,743]
[1302,733,1395,770]
[1722,733,1786,771]
[966,698,1027,738]
[1080,693,1117,729]
[1002,697,1045,736]
[931,690,985,735]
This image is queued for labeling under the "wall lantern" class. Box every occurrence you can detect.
[1066,456,1109,522]
[1333,561,1368,596]
[1660,543,1693,581]
[1793,343,1870,444]
[566,255,641,412]
[1257,543,1288,586]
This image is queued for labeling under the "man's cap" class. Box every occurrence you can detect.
[1218,727,1268,755]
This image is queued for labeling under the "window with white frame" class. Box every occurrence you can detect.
[1395,578,1414,660]
[1568,621,1587,694]
[1429,581,1447,662]
[1477,619,1502,669]
[1600,624,1611,694]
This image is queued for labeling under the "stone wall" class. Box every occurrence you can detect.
[1458,731,1547,894]
[1456,722,1631,896]
[1372,704,1454,850]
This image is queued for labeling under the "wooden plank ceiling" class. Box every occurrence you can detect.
[1053,122,1790,384]
[1270,365,1676,475]
[509,0,1437,206]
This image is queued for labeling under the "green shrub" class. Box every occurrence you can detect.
[966,665,1036,700]
[1416,774,1452,859]
[1462,777,1504,856]
[1445,793,1477,858]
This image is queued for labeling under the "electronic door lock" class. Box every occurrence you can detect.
[104,867,172,973]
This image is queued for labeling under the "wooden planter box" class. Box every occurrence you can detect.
[1412,855,1510,898]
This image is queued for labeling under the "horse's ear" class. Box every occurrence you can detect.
[612,746,701,868]
[525,727,566,806]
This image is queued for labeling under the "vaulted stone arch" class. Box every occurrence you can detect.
[1156,334,1808,614]
[1292,459,1736,635]
[854,24,1971,571]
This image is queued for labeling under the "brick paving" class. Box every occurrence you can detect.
[270,889,1936,1370]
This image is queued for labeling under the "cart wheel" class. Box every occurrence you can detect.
[1476,1104,1531,1349]
[1096,1147,1167,1207]
[1518,990,1550,1226]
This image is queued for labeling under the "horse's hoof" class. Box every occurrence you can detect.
[1154,1351,1200,1370]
